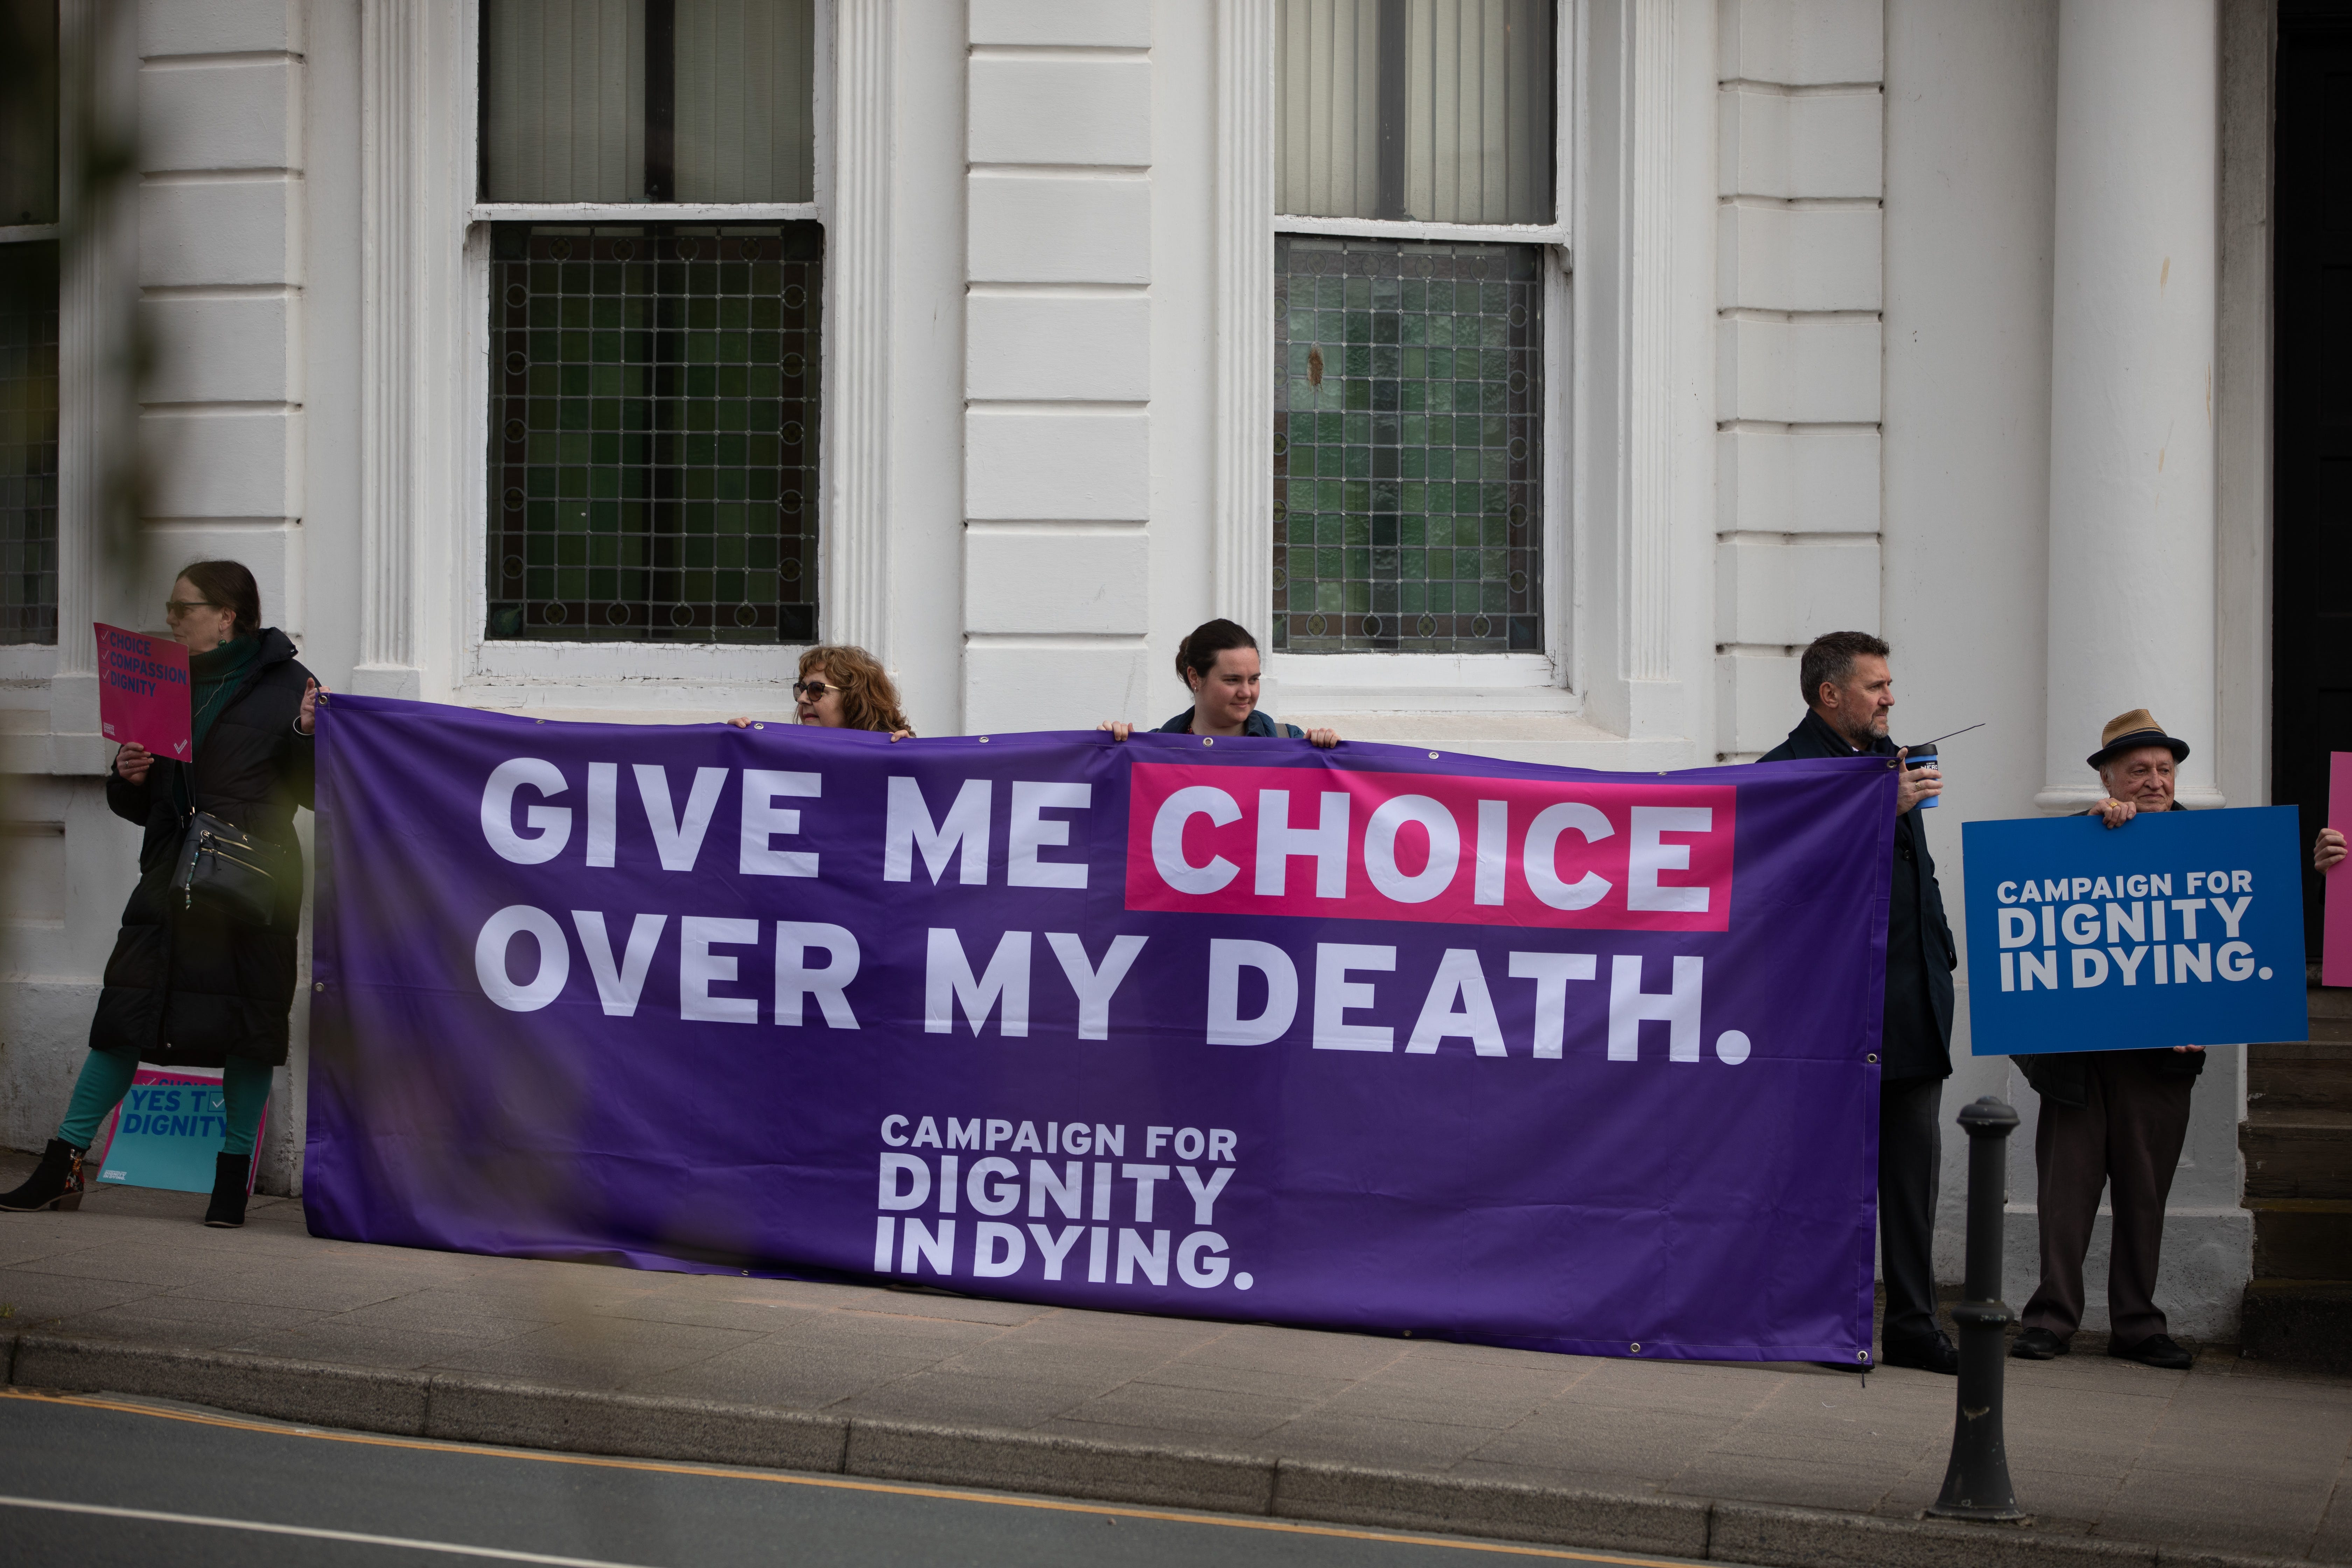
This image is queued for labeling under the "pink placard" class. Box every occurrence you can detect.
[96,623,192,760]
[2326,752,2352,988]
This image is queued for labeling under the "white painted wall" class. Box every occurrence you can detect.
[0,0,2266,1338]
[1884,0,2247,1339]
[1713,0,1883,761]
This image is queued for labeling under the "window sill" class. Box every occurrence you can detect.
[470,640,806,682]
[1267,651,1561,694]
[469,203,820,223]
[1274,706,1692,771]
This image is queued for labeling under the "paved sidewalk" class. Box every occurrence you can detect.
[1,1159,2345,1568]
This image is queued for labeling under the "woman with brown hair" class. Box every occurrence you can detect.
[1101,619,1339,748]
[729,644,913,738]
[1,560,321,1227]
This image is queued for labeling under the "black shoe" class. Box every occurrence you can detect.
[2108,1332,2192,1370]
[203,1152,251,1228]
[1881,1329,1960,1374]
[0,1138,86,1212]
[2010,1327,2069,1359]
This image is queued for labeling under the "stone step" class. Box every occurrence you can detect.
[2241,1111,2352,1199]
[2248,1040,2352,1115]
[2297,983,2352,1041]
[2308,1014,2352,1045]
[2239,1279,2352,1375]
[2250,1198,2352,1279]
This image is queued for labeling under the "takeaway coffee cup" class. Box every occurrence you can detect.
[1905,742,1940,808]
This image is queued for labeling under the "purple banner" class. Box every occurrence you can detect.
[306,697,1894,1364]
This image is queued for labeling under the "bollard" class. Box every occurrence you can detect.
[1925,1096,2030,1522]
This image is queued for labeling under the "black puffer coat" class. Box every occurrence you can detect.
[90,628,315,1068]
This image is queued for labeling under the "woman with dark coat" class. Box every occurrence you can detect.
[1,560,322,1227]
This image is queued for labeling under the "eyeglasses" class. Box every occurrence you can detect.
[792,680,838,700]
[163,599,220,620]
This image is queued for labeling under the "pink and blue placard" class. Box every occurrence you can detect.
[93,1068,264,1195]
[2323,753,2352,988]
[95,623,191,760]
[1963,807,2309,1054]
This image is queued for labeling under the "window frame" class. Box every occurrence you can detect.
[1266,0,1572,693]
[462,0,833,681]
[0,0,65,675]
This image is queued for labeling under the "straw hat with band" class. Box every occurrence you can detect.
[2086,709,2191,771]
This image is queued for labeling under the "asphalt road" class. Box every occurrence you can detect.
[0,1389,1731,1568]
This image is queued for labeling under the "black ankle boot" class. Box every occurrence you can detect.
[204,1152,251,1228]
[0,1139,86,1212]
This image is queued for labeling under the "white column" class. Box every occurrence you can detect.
[2039,0,2220,811]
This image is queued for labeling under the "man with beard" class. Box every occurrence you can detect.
[1762,631,1958,1373]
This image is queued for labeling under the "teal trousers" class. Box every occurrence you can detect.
[56,1052,271,1158]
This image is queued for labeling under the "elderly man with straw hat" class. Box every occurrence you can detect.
[2009,709,2206,1372]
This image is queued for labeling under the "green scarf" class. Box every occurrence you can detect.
[188,634,261,757]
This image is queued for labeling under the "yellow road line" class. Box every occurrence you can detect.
[0,1388,1701,1566]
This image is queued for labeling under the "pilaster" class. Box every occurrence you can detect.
[354,0,439,699]
[827,0,893,657]
[1580,0,1712,745]
[1212,0,1273,635]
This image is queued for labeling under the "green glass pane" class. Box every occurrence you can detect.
[485,225,824,642]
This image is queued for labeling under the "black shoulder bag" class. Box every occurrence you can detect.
[173,810,283,928]
[168,656,289,928]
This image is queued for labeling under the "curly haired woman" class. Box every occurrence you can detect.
[728,644,913,739]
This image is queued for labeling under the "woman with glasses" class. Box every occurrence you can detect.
[2,561,322,1228]
[728,644,913,739]
[1100,619,1340,748]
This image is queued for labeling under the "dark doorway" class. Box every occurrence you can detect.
[2273,2,2352,961]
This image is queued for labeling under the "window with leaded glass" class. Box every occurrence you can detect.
[1275,236,1541,651]
[478,0,821,645]
[486,225,820,642]
[1273,0,1558,656]
[0,242,58,647]
[0,0,60,647]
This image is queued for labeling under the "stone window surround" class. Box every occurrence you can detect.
[351,0,1712,741]
[352,0,863,707]
[1238,0,1712,746]
[1253,0,1576,702]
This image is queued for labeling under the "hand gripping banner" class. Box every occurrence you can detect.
[306,698,1896,1364]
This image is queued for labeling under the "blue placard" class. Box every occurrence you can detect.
[93,1069,262,1194]
[1962,806,2309,1055]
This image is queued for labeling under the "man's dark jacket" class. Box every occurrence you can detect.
[2010,800,2208,1109]
[91,627,315,1069]
[1760,709,1956,1080]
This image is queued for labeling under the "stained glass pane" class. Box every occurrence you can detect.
[0,241,59,647]
[486,223,821,643]
[1273,234,1541,654]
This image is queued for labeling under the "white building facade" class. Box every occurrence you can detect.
[0,0,2305,1338]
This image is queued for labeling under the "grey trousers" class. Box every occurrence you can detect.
[1879,1075,1944,1346]
[2021,1052,2194,1347]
